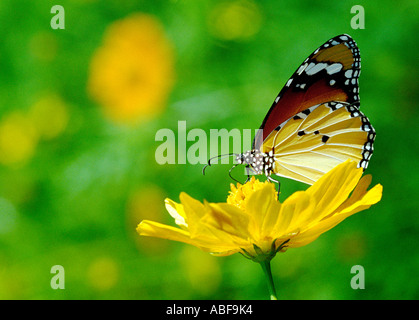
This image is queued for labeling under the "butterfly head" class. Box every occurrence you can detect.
[236,149,275,176]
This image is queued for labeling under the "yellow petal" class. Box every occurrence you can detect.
[244,183,280,238]
[137,220,241,255]
[179,192,211,237]
[289,182,383,248]
[273,191,315,236]
[335,174,373,211]
[205,202,251,241]
[181,194,250,249]
[210,249,241,256]
[164,198,187,228]
[334,183,383,218]
[260,195,282,239]
[138,220,191,243]
[179,192,207,218]
[305,160,362,222]
[202,202,254,251]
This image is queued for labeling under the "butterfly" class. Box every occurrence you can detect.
[204,34,375,186]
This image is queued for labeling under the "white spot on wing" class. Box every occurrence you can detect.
[305,62,327,75]
[325,63,343,75]
[296,63,308,75]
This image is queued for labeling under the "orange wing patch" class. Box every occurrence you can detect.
[254,34,361,147]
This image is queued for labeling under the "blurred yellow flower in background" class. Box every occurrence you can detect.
[29,31,58,62]
[208,0,262,41]
[0,93,68,167]
[87,13,175,123]
[0,111,38,166]
[87,256,119,291]
[29,93,69,140]
[180,246,221,296]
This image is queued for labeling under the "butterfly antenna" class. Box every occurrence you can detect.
[202,153,239,175]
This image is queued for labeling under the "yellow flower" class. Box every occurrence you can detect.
[137,160,382,262]
[87,13,175,123]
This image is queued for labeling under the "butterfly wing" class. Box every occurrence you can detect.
[262,102,375,185]
[253,34,361,149]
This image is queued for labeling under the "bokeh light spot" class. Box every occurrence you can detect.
[29,93,69,140]
[0,111,38,166]
[208,0,263,41]
[180,246,221,296]
[87,257,119,291]
[29,32,58,62]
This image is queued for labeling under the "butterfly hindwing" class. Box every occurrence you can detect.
[261,101,375,185]
[254,34,361,149]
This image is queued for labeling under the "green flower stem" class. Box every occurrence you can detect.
[260,260,278,300]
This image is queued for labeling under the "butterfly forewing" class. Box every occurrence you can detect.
[254,34,361,149]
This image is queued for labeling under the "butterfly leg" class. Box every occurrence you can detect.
[228,164,242,184]
[245,165,251,183]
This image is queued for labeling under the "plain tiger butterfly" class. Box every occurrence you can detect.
[204,34,375,186]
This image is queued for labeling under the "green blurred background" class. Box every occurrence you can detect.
[0,0,417,299]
